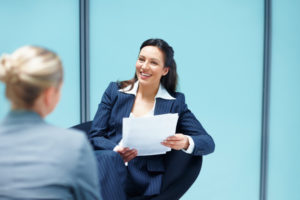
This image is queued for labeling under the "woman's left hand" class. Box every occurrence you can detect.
[161,133,189,150]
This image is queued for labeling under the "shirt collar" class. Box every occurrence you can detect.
[119,81,175,100]
[1,110,43,125]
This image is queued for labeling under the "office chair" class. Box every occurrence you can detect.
[71,121,202,200]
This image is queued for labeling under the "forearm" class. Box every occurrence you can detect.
[190,134,215,156]
[88,132,116,150]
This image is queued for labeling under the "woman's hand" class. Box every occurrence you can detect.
[161,133,190,150]
[113,146,138,163]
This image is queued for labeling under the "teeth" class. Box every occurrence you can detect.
[141,72,151,77]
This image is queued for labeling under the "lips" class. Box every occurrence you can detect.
[141,72,151,77]
[140,72,152,79]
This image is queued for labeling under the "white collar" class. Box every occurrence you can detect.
[119,81,175,100]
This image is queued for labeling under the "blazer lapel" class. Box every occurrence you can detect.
[154,98,175,115]
[118,92,135,117]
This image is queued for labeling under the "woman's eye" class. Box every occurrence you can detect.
[138,58,145,62]
[151,61,158,65]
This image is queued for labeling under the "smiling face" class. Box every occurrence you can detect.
[136,46,169,88]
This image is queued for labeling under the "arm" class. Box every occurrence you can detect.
[88,82,118,150]
[162,93,215,156]
[73,135,102,200]
[89,82,138,162]
[177,93,215,155]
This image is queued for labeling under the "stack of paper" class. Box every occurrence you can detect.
[122,113,179,156]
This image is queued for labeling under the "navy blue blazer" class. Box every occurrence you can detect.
[88,82,215,196]
[89,81,214,156]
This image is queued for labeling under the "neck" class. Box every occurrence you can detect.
[137,82,160,100]
[31,102,47,118]
[11,104,45,118]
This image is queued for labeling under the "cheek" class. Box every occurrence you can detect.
[154,68,165,76]
[136,62,143,73]
[135,64,140,76]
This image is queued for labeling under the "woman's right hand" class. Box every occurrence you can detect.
[113,146,138,163]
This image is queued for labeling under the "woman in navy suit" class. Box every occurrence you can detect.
[89,38,215,200]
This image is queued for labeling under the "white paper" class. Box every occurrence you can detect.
[122,113,179,156]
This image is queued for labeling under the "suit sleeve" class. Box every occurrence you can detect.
[88,82,118,150]
[176,93,215,156]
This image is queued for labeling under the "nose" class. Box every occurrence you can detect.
[141,61,149,70]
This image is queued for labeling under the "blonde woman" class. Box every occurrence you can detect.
[0,46,101,200]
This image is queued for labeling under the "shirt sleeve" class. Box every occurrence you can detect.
[181,135,195,154]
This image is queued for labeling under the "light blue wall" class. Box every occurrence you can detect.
[1,0,300,199]
[0,0,80,127]
[90,1,263,199]
[267,0,300,200]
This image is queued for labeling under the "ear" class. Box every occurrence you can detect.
[43,87,55,107]
[162,67,169,76]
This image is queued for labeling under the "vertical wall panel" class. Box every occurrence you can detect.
[0,0,80,127]
[90,0,263,199]
[267,0,300,200]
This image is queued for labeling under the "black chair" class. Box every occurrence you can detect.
[71,121,93,134]
[71,122,202,200]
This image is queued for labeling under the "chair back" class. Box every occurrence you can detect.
[71,121,93,135]
[152,150,202,200]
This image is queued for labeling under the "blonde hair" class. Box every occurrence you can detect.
[0,46,63,109]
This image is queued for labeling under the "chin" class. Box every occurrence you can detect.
[139,79,160,88]
[138,77,150,84]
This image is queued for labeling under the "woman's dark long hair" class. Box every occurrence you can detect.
[118,38,178,93]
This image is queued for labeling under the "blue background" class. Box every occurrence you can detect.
[1,0,299,199]
[0,0,80,127]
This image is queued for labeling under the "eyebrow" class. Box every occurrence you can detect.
[150,59,160,63]
[139,55,161,63]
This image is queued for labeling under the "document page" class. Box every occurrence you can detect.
[122,113,178,156]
